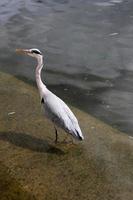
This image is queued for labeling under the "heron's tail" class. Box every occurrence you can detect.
[75,130,84,140]
[66,117,84,140]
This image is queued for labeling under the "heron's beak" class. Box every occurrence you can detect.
[16,49,30,55]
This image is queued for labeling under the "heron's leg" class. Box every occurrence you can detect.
[54,126,58,143]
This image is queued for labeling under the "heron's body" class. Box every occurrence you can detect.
[41,89,83,140]
[16,48,84,142]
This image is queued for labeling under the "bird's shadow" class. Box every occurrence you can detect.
[0,131,64,155]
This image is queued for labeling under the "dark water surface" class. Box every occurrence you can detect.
[0,0,133,135]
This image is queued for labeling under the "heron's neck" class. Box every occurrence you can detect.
[35,56,47,97]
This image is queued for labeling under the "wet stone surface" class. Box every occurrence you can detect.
[0,72,133,200]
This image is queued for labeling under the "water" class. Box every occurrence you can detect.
[0,0,133,135]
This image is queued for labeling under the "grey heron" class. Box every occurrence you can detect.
[16,48,84,143]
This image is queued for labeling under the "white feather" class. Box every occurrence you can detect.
[18,48,84,141]
[43,90,84,140]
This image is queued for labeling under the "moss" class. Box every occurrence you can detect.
[0,162,36,200]
[0,72,133,200]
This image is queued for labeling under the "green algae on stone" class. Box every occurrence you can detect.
[0,71,133,200]
[0,162,36,200]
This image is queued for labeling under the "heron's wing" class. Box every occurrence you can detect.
[43,92,72,126]
[43,91,84,140]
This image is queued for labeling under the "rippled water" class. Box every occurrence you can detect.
[0,0,133,134]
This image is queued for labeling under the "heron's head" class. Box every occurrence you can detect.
[16,48,43,59]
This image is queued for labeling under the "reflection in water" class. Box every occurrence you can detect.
[0,0,133,134]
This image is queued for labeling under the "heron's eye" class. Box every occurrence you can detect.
[31,50,42,55]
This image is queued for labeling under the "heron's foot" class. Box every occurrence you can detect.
[54,138,58,144]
